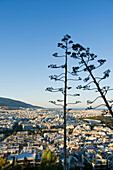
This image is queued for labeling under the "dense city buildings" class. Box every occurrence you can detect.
[0,108,113,169]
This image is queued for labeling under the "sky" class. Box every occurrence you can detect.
[0,0,113,108]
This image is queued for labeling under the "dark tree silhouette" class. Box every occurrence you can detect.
[71,43,113,116]
[46,35,81,170]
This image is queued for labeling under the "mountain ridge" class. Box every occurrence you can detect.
[0,97,43,109]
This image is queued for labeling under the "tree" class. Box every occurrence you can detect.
[71,43,113,116]
[46,34,81,170]
[40,148,57,169]
[7,159,22,170]
[21,157,31,170]
[0,156,8,169]
[13,159,22,170]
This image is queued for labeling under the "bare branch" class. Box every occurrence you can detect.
[108,88,113,91]
[57,99,64,102]
[67,77,82,81]
[67,93,80,97]
[67,109,72,112]
[53,52,65,58]
[45,87,64,93]
[67,71,78,76]
[87,104,106,110]
[49,101,63,107]
[48,64,65,69]
[76,85,97,91]
[83,80,94,86]
[49,75,65,82]
[87,96,102,104]
[108,99,113,103]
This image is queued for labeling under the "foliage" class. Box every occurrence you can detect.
[13,158,22,170]
[91,159,96,164]
[21,157,31,170]
[69,129,73,134]
[40,148,57,169]
[0,130,13,138]
[76,116,113,129]
[7,159,22,170]
[0,156,8,169]
[86,116,113,129]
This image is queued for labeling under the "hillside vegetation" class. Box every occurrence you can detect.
[0,97,43,109]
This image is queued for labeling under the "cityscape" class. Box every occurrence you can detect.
[0,0,113,170]
[0,107,113,169]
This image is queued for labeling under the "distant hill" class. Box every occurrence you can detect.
[0,97,43,109]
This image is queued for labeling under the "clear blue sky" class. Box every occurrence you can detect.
[0,0,113,108]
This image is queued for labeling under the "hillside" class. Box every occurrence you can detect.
[0,97,43,109]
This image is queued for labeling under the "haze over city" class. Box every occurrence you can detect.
[0,0,113,108]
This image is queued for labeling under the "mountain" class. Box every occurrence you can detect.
[0,97,43,109]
